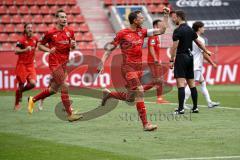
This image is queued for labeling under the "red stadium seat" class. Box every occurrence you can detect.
[43,15,53,24]
[68,0,77,6]
[69,24,79,32]
[79,23,89,32]
[0,6,7,15]
[32,15,43,24]
[5,24,15,33]
[147,4,158,13]
[26,0,36,6]
[82,32,93,42]
[12,15,22,24]
[48,23,55,29]
[31,24,37,32]
[78,42,87,50]
[67,15,75,23]
[16,24,24,32]
[0,34,8,42]
[62,6,71,14]
[157,4,165,13]
[49,6,58,15]
[15,0,25,6]
[1,43,13,51]
[75,32,83,41]
[8,6,18,15]
[104,0,113,6]
[9,33,20,42]
[1,15,11,24]
[75,15,84,23]
[37,24,48,33]
[34,33,41,39]
[40,6,50,15]
[47,0,56,6]
[0,24,4,33]
[56,0,67,6]
[36,0,46,6]
[86,42,95,49]
[70,6,81,15]
[22,15,33,23]
[19,6,29,15]
[29,6,40,15]
[4,0,14,6]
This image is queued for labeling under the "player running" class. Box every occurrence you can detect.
[27,9,82,122]
[147,19,169,104]
[184,21,220,108]
[98,8,170,131]
[14,23,38,111]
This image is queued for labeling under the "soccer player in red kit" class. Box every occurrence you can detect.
[14,23,38,111]
[27,9,82,122]
[147,19,169,104]
[98,9,170,131]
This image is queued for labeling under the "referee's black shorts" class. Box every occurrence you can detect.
[174,54,194,79]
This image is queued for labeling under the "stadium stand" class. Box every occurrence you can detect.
[0,0,93,51]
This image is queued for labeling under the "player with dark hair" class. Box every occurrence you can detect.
[14,23,38,111]
[147,19,168,104]
[27,9,82,122]
[184,21,220,108]
[170,10,213,114]
[98,8,170,131]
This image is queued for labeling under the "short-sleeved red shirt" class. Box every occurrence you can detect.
[16,35,38,64]
[111,27,147,64]
[147,35,161,62]
[40,26,75,66]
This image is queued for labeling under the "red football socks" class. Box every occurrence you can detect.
[136,101,148,126]
[61,89,72,116]
[33,88,53,102]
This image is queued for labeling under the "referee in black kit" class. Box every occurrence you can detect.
[170,10,212,114]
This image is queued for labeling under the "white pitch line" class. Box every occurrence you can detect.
[152,155,240,160]
[145,102,240,111]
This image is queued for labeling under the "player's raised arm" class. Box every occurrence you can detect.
[150,7,170,36]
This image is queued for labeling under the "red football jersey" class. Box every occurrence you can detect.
[16,35,38,64]
[147,35,161,63]
[40,26,75,66]
[111,27,147,64]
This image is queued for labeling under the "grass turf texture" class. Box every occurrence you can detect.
[0,85,240,160]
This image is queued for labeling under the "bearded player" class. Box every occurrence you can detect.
[98,8,170,131]
[184,21,220,108]
[27,9,82,122]
[147,19,169,104]
[14,23,38,111]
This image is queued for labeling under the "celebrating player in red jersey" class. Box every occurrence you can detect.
[27,9,82,122]
[98,8,170,131]
[147,19,169,104]
[14,23,38,111]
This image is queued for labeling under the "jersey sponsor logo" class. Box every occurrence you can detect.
[137,31,143,37]
[66,31,71,38]
[151,39,156,45]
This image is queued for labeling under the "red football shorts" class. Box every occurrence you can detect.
[121,64,143,90]
[15,63,36,84]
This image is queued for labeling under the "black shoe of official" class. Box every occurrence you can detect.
[191,108,199,113]
[174,108,185,115]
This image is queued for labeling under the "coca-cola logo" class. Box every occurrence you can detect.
[176,0,229,7]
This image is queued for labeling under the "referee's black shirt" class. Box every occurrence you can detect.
[172,23,198,54]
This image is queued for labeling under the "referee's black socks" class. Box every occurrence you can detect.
[178,87,185,110]
[190,87,198,109]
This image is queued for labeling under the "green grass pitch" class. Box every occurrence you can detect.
[0,85,240,160]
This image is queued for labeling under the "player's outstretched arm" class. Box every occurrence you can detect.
[194,39,212,56]
[38,44,56,54]
[97,43,116,73]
